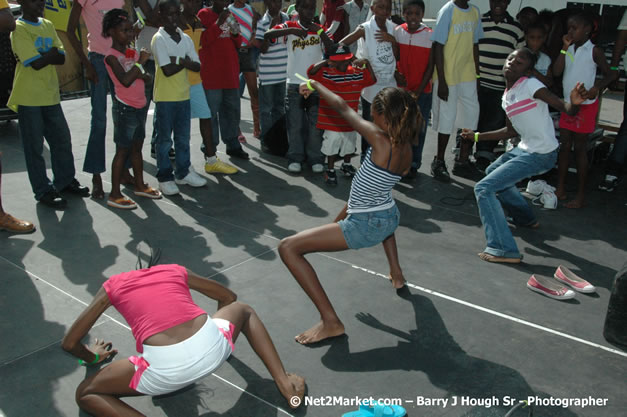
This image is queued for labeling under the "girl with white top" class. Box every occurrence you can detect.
[461,48,587,264]
[552,11,613,208]
[279,83,420,345]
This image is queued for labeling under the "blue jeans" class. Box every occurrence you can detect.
[155,101,191,182]
[474,147,557,258]
[83,52,114,174]
[204,88,243,152]
[285,83,323,164]
[18,104,76,200]
[259,81,286,144]
[112,99,147,148]
[412,92,432,170]
[606,86,627,177]
[141,59,157,146]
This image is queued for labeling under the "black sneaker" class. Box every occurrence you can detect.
[452,160,481,180]
[150,144,156,159]
[341,163,357,177]
[62,179,90,197]
[324,169,338,186]
[39,190,67,208]
[430,157,450,182]
[226,147,250,160]
[598,175,619,192]
[168,147,176,160]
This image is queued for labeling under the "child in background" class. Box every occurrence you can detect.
[198,0,250,161]
[103,9,163,209]
[152,0,207,196]
[339,0,398,162]
[264,0,334,174]
[307,47,376,185]
[524,22,553,88]
[516,6,537,33]
[9,0,89,208]
[66,0,124,199]
[255,0,289,151]
[340,0,370,55]
[321,0,347,42]
[229,0,261,139]
[429,0,483,182]
[395,0,433,178]
[553,11,613,208]
[180,0,238,175]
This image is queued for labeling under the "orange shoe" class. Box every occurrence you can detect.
[0,212,36,234]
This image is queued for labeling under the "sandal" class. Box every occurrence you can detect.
[107,197,137,210]
[478,252,522,264]
[134,187,162,199]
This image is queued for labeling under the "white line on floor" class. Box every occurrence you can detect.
[1,258,294,417]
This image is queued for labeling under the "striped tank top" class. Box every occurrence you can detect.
[347,147,402,214]
[228,4,254,46]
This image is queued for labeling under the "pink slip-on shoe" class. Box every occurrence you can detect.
[527,275,575,300]
[554,265,596,293]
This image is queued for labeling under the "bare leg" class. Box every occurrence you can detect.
[75,359,144,417]
[200,118,216,158]
[458,137,472,163]
[327,154,337,171]
[243,71,260,137]
[382,233,405,289]
[130,140,152,194]
[109,146,132,201]
[436,133,450,161]
[92,174,105,200]
[213,302,305,408]
[556,128,573,201]
[278,223,348,344]
[565,132,588,208]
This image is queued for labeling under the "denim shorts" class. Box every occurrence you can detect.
[112,99,146,148]
[338,205,400,249]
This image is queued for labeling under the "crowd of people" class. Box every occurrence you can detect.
[1,0,626,414]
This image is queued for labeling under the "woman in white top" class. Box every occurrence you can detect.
[461,48,587,264]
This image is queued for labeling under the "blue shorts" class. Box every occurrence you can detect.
[190,83,212,119]
[338,205,400,249]
[112,99,146,148]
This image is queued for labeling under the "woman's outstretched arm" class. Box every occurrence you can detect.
[187,269,237,310]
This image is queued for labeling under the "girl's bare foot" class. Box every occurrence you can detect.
[278,373,306,409]
[295,320,345,345]
[389,272,406,289]
[555,189,567,201]
[91,175,104,200]
[565,198,585,209]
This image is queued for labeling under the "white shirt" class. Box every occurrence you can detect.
[341,0,370,53]
[534,51,551,76]
[357,16,397,103]
[562,39,596,105]
[503,77,558,154]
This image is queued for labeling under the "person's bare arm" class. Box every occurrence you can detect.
[66,1,98,83]
[265,26,305,40]
[461,118,518,143]
[415,52,434,98]
[105,49,151,87]
[161,55,200,76]
[338,25,364,46]
[535,82,587,115]
[0,6,15,32]
[187,270,237,310]
[61,287,117,363]
[433,42,448,100]
[30,47,65,70]
[135,0,160,26]
[587,45,614,100]
[307,59,328,76]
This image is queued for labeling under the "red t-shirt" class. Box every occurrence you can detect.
[197,7,244,89]
[308,64,375,131]
[395,23,433,94]
[103,264,206,353]
[322,0,347,41]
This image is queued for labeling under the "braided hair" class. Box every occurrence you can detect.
[102,8,129,38]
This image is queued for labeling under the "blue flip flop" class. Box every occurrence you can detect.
[342,401,406,417]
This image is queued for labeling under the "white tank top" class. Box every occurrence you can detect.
[357,16,397,103]
[562,40,597,105]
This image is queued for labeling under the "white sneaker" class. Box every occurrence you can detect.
[175,167,207,187]
[288,162,302,173]
[526,179,546,196]
[159,181,180,196]
[311,163,324,173]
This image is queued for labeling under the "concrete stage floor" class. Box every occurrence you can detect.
[0,94,626,417]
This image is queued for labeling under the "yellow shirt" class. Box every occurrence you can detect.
[151,27,195,102]
[0,0,9,9]
[183,24,203,86]
[8,17,64,111]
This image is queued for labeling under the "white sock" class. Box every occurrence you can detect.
[205,156,217,164]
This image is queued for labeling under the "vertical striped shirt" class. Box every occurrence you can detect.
[347,148,402,213]
[255,11,289,85]
[478,12,523,91]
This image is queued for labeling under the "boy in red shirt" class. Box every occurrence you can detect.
[308,45,376,185]
[198,0,249,160]
[394,0,433,178]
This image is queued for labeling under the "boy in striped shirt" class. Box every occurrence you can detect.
[308,45,376,185]
[255,0,289,150]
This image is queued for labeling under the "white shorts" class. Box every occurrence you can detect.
[128,317,234,396]
[431,80,479,135]
[190,83,212,120]
[321,130,357,157]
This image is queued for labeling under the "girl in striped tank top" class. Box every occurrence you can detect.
[279,82,421,345]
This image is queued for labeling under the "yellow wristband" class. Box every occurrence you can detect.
[317,28,324,35]
[134,62,145,74]
[474,132,479,143]
[560,49,574,62]
[476,74,480,79]
[306,79,314,91]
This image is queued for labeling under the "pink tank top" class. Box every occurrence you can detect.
[103,264,206,352]
[104,47,147,109]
